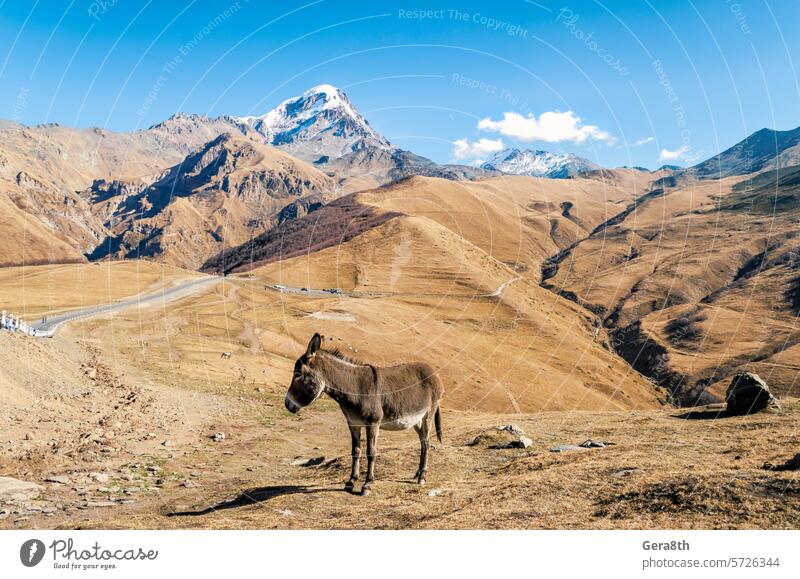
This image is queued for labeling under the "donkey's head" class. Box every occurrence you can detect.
[285,333,326,414]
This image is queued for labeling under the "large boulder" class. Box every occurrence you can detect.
[467,424,533,449]
[725,372,779,415]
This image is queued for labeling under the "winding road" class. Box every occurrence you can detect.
[29,273,522,337]
[32,276,223,337]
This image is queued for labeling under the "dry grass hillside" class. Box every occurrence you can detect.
[0,193,86,266]
[0,261,201,318]
[244,227,663,415]
[54,274,661,414]
[208,171,659,278]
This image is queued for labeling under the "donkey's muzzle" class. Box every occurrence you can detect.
[284,394,300,414]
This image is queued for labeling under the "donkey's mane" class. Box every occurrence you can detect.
[322,347,366,366]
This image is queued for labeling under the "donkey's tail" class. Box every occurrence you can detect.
[434,405,443,443]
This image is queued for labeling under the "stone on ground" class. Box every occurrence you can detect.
[0,477,42,501]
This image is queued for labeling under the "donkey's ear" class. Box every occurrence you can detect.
[306,333,322,357]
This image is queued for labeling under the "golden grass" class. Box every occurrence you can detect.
[0,261,202,318]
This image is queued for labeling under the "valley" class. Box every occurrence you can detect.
[0,265,796,530]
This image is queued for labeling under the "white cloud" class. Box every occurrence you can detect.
[659,145,689,161]
[635,136,654,146]
[452,138,505,161]
[477,110,615,145]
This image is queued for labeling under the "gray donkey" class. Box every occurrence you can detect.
[285,333,444,495]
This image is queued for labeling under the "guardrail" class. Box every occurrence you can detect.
[1,310,37,336]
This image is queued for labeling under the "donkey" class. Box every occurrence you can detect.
[285,333,444,495]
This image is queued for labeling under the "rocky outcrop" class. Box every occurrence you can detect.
[725,372,779,415]
[86,134,337,268]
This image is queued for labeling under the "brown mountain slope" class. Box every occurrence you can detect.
[206,172,660,277]
[357,172,657,276]
[0,193,85,266]
[545,168,800,403]
[0,116,253,265]
[85,134,337,269]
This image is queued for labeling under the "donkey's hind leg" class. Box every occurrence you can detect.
[413,414,432,485]
[346,423,362,493]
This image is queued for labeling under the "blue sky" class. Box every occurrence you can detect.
[1,0,798,169]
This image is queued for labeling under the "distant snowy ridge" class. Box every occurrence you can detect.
[481,148,600,179]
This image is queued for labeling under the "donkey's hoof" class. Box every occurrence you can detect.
[417,478,426,486]
[361,486,372,496]
[345,481,356,493]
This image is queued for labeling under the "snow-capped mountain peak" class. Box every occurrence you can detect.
[230,84,391,161]
[481,148,600,179]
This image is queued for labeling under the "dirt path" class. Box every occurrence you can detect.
[487,276,522,297]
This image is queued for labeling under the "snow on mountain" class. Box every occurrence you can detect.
[227,84,392,162]
[480,148,601,179]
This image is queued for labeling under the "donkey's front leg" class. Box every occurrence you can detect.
[361,423,379,496]
[346,424,361,493]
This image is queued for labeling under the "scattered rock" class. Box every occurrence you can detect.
[763,453,800,472]
[290,456,326,467]
[211,432,226,442]
[24,432,34,441]
[0,477,42,501]
[44,475,71,484]
[550,445,585,453]
[611,469,638,478]
[726,372,779,415]
[85,501,116,508]
[279,509,293,517]
[579,439,606,448]
[427,489,445,497]
[181,480,201,489]
[161,440,172,447]
[90,472,110,483]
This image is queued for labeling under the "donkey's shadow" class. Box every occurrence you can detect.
[164,485,338,517]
